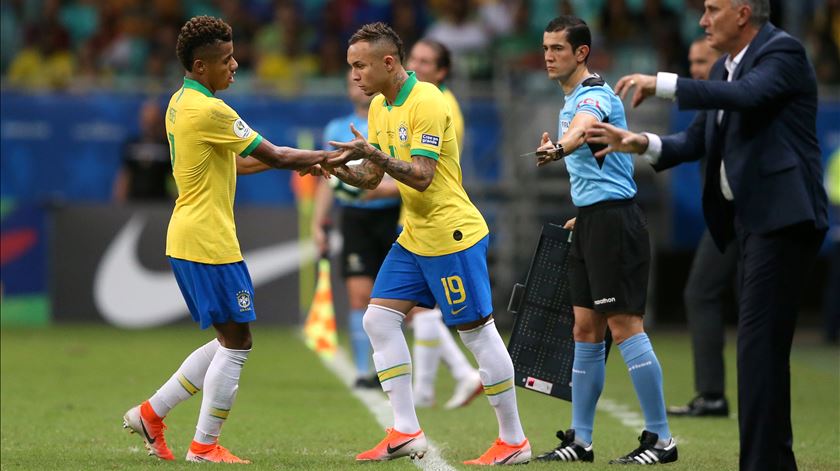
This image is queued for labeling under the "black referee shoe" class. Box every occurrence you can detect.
[610,431,678,465]
[667,395,729,417]
[534,429,594,462]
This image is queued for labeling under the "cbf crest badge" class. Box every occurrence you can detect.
[398,122,408,143]
[236,290,252,311]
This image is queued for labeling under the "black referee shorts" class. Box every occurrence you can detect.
[568,198,650,315]
[339,205,401,279]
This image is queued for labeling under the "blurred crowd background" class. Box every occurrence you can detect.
[2,0,839,93]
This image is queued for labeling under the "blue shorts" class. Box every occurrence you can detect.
[371,235,492,327]
[169,257,257,329]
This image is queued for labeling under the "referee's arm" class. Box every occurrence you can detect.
[536,112,599,166]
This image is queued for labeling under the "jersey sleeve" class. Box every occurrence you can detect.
[196,100,263,157]
[574,87,612,122]
[409,94,446,161]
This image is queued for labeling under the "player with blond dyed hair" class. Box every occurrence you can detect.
[321,22,530,465]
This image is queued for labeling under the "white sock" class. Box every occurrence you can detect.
[412,310,442,402]
[194,346,249,444]
[437,317,478,381]
[364,304,420,434]
[149,339,220,417]
[459,319,526,445]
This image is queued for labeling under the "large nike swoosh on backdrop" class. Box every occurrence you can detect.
[94,216,317,328]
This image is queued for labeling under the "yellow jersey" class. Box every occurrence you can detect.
[440,86,464,150]
[368,71,488,256]
[164,77,263,264]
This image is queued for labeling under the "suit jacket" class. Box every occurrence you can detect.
[653,23,828,250]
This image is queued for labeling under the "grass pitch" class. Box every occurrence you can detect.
[1,325,838,470]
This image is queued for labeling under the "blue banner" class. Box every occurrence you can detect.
[1,92,501,205]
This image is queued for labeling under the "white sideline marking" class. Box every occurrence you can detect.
[318,347,456,471]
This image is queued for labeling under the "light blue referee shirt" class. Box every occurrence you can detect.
[560,75,637,207]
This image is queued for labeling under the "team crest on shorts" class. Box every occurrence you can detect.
[398,122,408,143]
[236,290,252,311]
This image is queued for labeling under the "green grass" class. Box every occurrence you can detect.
[1,326,838,470]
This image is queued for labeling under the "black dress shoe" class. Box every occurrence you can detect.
[667,395,729,417]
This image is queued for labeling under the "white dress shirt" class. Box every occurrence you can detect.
[643,45,750,201]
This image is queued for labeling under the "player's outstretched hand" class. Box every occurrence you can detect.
[614,73,656,108]
[298,164,332,178]
[536,132,560,167]
[586,122,649,158]
[327,123,373,167]
[563,217,576,230]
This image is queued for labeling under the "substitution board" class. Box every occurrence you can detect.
[506,223,576,401]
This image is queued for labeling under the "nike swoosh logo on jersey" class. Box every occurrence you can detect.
[451,305,467,316]
[94,216,320,328]
[139,419,156,444]
[495,450,521,465]
[386,438,416,455]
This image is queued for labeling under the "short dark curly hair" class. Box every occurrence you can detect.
[176,16,233,72]
[349,22,405,63]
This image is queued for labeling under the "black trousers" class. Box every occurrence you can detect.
[684,229,738,396]
[734,221,825,471]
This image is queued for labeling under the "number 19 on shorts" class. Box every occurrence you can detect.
[441,275,467,306]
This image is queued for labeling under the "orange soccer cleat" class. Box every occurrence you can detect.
[355,428,428,461]
[464,437,532,466]
[186,441,251,464]
[122,401,175,461]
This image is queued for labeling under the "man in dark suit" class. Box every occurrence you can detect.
[584,0,828,469]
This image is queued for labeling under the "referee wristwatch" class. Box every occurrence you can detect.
[552,143,565,161]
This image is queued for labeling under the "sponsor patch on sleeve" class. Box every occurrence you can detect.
[420,133,440,146]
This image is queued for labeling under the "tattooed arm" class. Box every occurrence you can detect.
[328,123,437,192]
[330,159,385,190]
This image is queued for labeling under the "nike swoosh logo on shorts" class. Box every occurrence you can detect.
[386,438,416,455]
[94,216,320,328]
[451,305,467,315]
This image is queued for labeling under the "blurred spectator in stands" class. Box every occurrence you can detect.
[317,33,347,79]
[808,0,840,84]
[255,0,318,93]
[391,0,427,51]
[425,0,494,78]
[494,0,544,71]
[112,99,174,203]
[217,0,258,72]
[6,0,75,90]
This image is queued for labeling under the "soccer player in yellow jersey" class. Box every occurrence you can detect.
[325,23,530,465]
[405,39,483,411]
[122,16,335,464]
